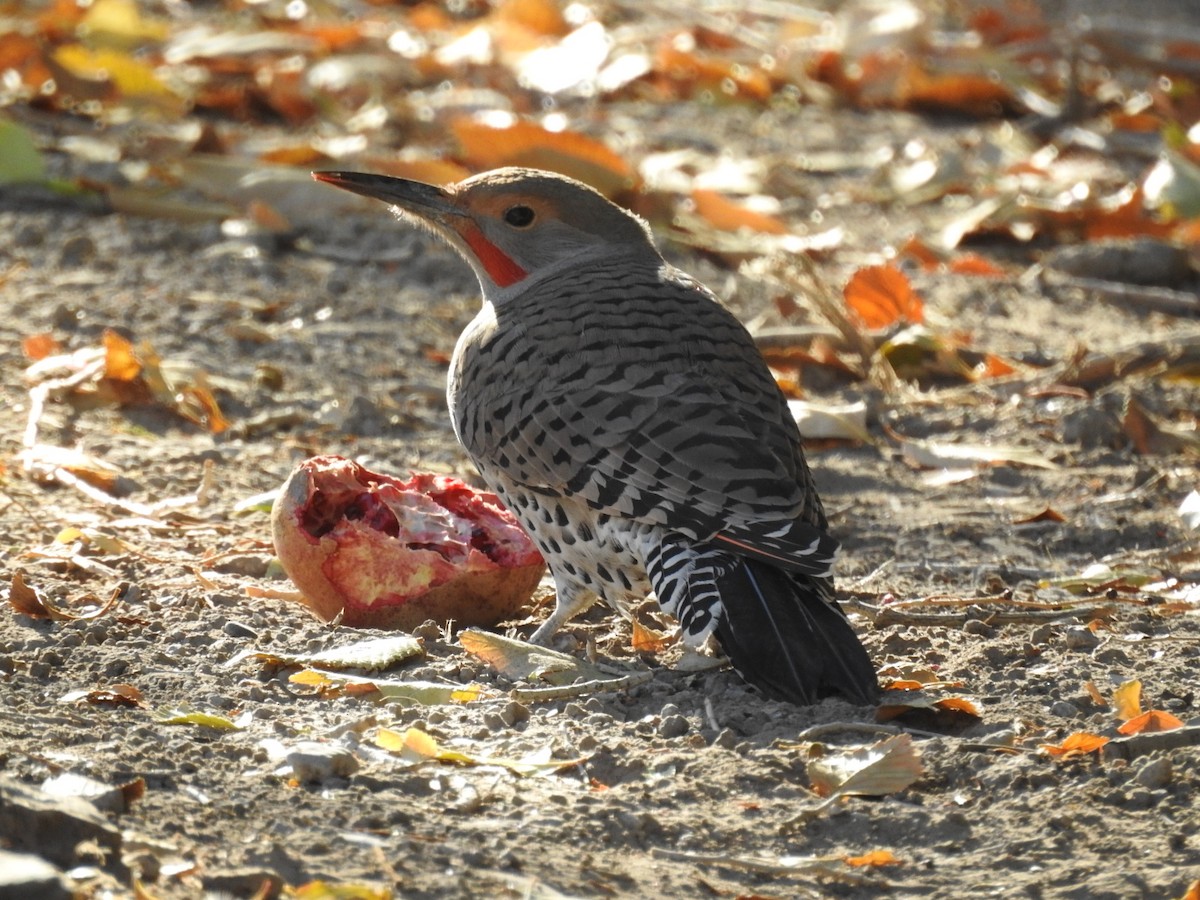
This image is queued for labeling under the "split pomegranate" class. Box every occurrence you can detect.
[271,455,545,631]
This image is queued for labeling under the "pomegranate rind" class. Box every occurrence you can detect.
[270,456,545,631]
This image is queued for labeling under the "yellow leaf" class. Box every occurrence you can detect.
[1113,679,1142,721]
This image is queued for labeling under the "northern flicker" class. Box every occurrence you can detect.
[313,167,878,705]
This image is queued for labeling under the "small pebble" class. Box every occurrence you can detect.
[286,742,359,783]
[712,728,738,749]
[1049,700,1079,718]
[482,711,506,731]
[577,734,599,752]
[963,619,993,637]
[658,715,689,739]
[412,620,441,640]
[1063,626,1100,651]
[223,621,258,639]
[1134,758,1172,790]
[1029,624,1054,645]
[500,700,529,727]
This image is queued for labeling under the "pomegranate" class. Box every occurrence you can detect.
[271,456,545,631]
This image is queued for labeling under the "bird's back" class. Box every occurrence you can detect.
[449,255,823,536]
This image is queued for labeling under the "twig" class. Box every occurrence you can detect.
[704,696,720,733]
[508,671,654,702]
[1101,725,1200,761]
[648,847,881,886]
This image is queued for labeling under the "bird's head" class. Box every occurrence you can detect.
[313,167,655,297]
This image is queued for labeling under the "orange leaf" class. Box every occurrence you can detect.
[1040,732,1109,756]
[22,332,61,361]
[935,697,980,717]
[1178,879,1200,900]
[631,620,669,653]
[843,264,924,329]
[102,329,142,382]
[653,32,773,102]
[1117,710,1185,735]
[1113,679,1142,721]
[494,0,569,37]
[843,849,901,867]
[900,236,942,271]
[948,253,1007,277]
[1084,681,1107,707]
[1013,506,1065,525]
[691,190,788,235]
[898,63,1017,117]
[450,119,635,198]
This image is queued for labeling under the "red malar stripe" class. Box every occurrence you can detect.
[463,225,527,287]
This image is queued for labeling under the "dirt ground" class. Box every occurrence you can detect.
[3,10,1200,900]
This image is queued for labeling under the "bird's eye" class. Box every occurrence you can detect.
[504,205,536,227]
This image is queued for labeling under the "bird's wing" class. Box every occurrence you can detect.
[467,359,837,574]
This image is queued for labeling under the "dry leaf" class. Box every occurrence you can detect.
[1041,732,1110,757]
[451,118,635,198]
[1084,681,1108,707]
[376,726,584,775]
[21,333,61,361]
[631,620,669,653]
[843,264,924,330]
[1013,506,1066,525]
[806,734,924,799]
[459,628,612,685]
[843,850,901,867]
[690,189,788,235]
[1113,679,1142,721]
[1117,710,1185,735]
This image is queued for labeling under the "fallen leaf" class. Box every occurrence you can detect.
[690,189,788,235]
[59,683,146,707]
[1084,681,1108,707]
[843,264,924,330]
[898,435,1058,470]
[376,726,585,775]
[631,620,669,653]
[1013,506,1066,525]
[1113,679,1142,720]
[459,628,613,685]
[451,118,635,197]
[290,669,484,705]
[1180,489,1200,531]
[789,400,872,443]
[843,849,901,867]
[806,734,924,799]
[1040,732,1109,756]
[227,635,425,672]
[1117,710,1185,735]
[21,333,61,361]
[154,709,243,730]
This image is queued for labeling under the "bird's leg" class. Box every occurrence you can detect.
[528,578,598,645]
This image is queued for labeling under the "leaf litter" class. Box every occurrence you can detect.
[1,0,1199,897]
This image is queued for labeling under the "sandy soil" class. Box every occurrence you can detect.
[2,74,1200,900]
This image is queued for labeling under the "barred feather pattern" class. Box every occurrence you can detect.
[643,537,734,642]
[449,250,875,702]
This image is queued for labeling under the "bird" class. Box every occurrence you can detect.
[312,166,878,705]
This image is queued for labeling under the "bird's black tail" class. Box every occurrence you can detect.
[714,558,878,705]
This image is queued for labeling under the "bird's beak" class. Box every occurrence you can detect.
[312,171,460,223]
